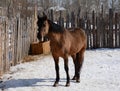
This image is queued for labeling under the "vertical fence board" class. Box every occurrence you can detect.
[71,12,75,28]
[66,13,70,28]
[0,21,2,76]
[92,10,96,48]
[5,17,10,72]
[96,16,101,48]
[109,9,114,48]
[115,13,118,47]
[119,16,120,47]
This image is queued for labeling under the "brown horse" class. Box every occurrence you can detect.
[37,14,87,87]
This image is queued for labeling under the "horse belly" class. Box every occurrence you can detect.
[51,45,65,57]
[69,47,80,55]
[69,42,82,55]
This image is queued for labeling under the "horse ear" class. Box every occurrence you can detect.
[44,15,47,20]
[43,12,47,20]
[37,15,40,19]
[43,12,46,16]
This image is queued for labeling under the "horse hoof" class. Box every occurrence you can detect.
[53,83,58,87]
[65,83,70,87]
[72,76,76,80]
[76,79,80,83]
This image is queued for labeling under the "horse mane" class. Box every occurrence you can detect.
[48,20,64,33]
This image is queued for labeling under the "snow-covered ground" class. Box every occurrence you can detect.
[0,49,120,91]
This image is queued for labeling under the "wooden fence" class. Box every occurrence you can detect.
[84,9,120,49]
[49,8,120,49]
[1,6,120,76]
[0,6,37,76]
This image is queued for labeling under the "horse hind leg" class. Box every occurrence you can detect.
[75,48,86,83]
[71,54,77,80]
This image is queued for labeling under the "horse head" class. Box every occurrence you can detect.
[37,13,49,41]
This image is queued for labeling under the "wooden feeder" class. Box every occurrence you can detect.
[30,41,50,55]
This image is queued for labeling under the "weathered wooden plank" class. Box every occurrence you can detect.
[71,12,75,28]
[0,20,2,76]
[96,16,101,48]
[118,19,120,47]
[66,13,70,28]
[109,9,114,48]
[92,10,96,49]
[86,19,91,49]
[115,13,118,47]
[5,17,10,72]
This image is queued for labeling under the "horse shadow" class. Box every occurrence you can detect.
[0,78,55,89]
[0,78,67,89]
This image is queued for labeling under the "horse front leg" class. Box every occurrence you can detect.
[64,57,70,87]
[53,56,60,87]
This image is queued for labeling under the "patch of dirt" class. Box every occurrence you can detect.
[22,54,51,63]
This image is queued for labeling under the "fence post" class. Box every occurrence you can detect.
[58,11,64,27]
[3,18,7,74]
[50,10,54,21]
[0,20,4,75]
[0,20,2,76]
[92,10,96,48]
[84,11,90,49]
[109,9,113,48]
[96,16,100,48]
[5,17,10,72]
[86,19,91,49]
[66,12,70,28]
[119,14,120,47]
[105,14,109,48]
[99,14,105,48]
[33,4,37,42]
[14,15,22,65]
[101,5,106,48]
[77,6,81,27]
[11,18,15,66]
[115,13,118,47]
[71,11,75,28]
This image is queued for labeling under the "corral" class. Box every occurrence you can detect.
[0,0,120,77]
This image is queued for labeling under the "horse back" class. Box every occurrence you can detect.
[68,28,86,43]
[67,28,87,54]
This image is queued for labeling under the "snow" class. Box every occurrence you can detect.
[49,6,66,11]
[0,48,120,91]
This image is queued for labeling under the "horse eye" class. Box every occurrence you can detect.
[43,24,45,27]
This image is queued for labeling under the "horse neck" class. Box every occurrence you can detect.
[48,20,64,33]
[47,20,65,43]
[48,31,62,43]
